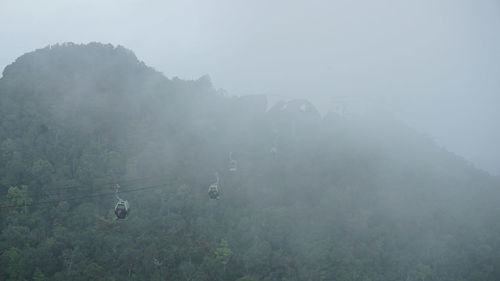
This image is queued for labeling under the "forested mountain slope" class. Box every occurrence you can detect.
[1,43,499,281]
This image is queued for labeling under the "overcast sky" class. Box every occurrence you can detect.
[1,0,499,175]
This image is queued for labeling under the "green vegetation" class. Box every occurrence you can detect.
[1,43,499,280]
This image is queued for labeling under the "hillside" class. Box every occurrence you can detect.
[1,43,499,281]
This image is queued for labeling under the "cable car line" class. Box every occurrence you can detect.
[0,182,167,210]
[38,175,176,196]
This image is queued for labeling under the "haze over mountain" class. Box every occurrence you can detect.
[2,0,500,175]
[0,43,499,280]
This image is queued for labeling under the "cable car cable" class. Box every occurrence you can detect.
[38,175,176,197]
[35,174,176,195]
[0,182,167,210]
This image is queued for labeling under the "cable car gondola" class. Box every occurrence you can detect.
[113,184,130,219]
[228,152,237,172]
[208,184,220,200]
[208,172,220,199]
[114,199,130,219]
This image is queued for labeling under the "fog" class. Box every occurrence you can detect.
[1,0,499,174]
[2,3,500,278]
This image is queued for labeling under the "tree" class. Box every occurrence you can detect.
[215,239,233,273]
[1,247,28,281]
[6,185,32,214]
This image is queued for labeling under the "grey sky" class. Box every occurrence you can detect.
[1,0,499,174]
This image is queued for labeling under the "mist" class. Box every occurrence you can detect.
[2,0,500,174]
[1,1,500,280]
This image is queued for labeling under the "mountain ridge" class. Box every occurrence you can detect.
[0,42,499,281]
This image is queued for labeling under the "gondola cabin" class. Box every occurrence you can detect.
[208,184,219,200]
[114,199,130,219]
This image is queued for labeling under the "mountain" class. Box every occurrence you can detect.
[1,43,499,281]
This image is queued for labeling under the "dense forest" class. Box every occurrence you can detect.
[1,43,499,281]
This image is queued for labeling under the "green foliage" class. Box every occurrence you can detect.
[215,239,232,266]
[0,43,499,281]
[6,185,30,206]
[1,247,28,281]
[32,268,47,281]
